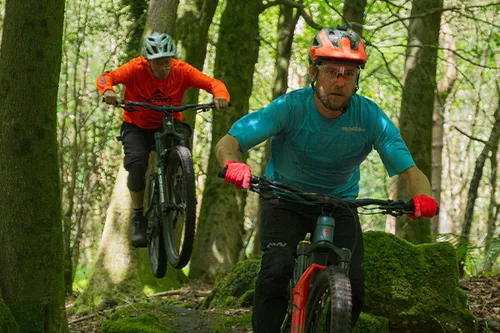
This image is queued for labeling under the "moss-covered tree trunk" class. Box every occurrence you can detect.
[178,0,219,130]
[0,0,67,331]
[122,0,148,60]
[190,0,263,279]
[395,0,442,244]
[76,160,186,310]
[75,166,143,309]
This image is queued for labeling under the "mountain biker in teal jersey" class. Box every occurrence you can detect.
[215,26,438,332]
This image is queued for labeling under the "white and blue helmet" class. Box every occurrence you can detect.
[143,32,176,60]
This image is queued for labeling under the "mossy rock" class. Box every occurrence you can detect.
[353,312,389,333]
[363,231,478,333]
[203,260,260,309]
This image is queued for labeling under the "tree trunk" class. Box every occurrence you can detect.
[395,0,442,244]
[431,22,457,238]
[0,0,67,331]
[251,3,300,259]
[75,166,143,309]
[178,0,219,130]
[144,0,180,37]
[342,0,367,35]
[122,0,148,59]
[190,0,263,279]
[483,124,499,272]
[458,88,500,277]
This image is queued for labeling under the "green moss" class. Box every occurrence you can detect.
[239,289,254,307]
[363,231,478,333]
[178,302,196,309]
[99,313,172,333]
[0,293,19,333]
[353,313,389,333]
[203,260,260,309]
[99,303,177,333]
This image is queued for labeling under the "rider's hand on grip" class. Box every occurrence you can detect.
[103,90,121,107]
[407,195,438,220]
[224,160,251,189]
[214,98,229,110]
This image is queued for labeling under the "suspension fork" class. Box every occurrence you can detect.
[154,130,170,211]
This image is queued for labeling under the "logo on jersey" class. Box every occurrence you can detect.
[341,126,365,132]
[138,90,172,104]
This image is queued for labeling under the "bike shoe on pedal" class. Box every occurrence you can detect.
[131,216,148,248]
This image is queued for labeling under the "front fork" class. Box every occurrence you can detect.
[283,215,351,332]
[154,131,170,214]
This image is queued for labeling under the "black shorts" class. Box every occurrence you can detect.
[119,121,192,168]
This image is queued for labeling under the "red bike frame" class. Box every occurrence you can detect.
[291,263,326,332]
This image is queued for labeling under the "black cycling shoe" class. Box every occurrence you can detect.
[131,215,148,248]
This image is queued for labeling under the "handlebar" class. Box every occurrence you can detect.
[218,168,417,217]
[120,100,218,113]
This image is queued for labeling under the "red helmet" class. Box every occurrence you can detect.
[309,26,368,66]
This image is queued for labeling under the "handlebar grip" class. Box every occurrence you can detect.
[217,167,259,185]
[218,167,227,179]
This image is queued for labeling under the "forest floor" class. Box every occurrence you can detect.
[67,275,499,333]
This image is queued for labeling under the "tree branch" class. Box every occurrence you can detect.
[262,0,322,30]
[451,125,488,144]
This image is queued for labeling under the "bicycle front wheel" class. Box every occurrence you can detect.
[146,174,167,278]
[164,146,197,269]
[305,266,352,333]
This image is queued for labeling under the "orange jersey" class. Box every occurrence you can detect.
[96,56,230,129]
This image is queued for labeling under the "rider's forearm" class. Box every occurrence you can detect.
[216,134,242,166]
[399,166,432,197]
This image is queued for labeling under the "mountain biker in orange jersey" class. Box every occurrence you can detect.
[216,26,437,332]
[97,32,230,248]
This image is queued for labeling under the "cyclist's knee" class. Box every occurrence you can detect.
[126,160,148,192]
[256,247,294,295]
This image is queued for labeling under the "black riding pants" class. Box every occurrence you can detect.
[252,198,365,333]
[120,121,192,192]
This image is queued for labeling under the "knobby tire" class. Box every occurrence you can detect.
[305,266,352,333]
[146,174,167,278]
[164,146,197,269]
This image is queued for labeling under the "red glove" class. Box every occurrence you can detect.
[407,195,438,220]
[224,160,252,189]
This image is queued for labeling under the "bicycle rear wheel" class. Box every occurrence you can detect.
[164,146,197,269]
[305,266,352,333]
[146,174,167,278]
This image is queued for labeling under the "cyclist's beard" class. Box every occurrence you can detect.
[313,83,352,112]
